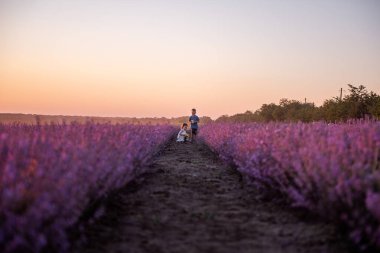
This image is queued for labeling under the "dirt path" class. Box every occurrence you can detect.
[73,141,352,253]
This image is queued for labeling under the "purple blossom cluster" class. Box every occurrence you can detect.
[0,122,176,253]
[200,121,380,250]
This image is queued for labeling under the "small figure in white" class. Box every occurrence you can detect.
[176,123,190,143]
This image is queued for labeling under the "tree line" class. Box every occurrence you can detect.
[216,84,380,123]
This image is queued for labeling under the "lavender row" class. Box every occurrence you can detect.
[200,121,380,250]
[0,123,176,253]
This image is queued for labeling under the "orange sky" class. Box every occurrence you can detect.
[1,0,379,119]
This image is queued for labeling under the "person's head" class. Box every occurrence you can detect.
[182,123,188,130]
[192,108,196,115]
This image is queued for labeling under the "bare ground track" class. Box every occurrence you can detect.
[72,141,353,253]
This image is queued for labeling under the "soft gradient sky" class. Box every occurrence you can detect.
[1,0,379,118]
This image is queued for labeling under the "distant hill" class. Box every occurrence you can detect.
[0,113,213,126]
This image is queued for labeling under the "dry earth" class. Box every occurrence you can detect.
[72,141,353,253]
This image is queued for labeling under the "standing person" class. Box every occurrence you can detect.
[189,108,200,141]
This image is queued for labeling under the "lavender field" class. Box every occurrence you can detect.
[0,123,176,252]
[2,0,379,252]
[200,121,380,250]
[1,121,379,252]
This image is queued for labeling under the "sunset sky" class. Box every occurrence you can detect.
[1,0,379,119]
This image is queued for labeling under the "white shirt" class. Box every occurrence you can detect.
[176,129,188,142]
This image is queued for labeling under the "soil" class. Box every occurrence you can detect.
[72,141,353,253]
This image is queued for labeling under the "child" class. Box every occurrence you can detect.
[189,108,200,141]
[176,123,190,142]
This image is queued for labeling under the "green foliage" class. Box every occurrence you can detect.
[216,84,380,123]
[321,85,380,121]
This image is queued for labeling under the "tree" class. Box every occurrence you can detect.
[216,84,380,123]
[320,84,380,121]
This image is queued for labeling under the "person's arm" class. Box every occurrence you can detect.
[192,116,199,124]
[180,130,188,136]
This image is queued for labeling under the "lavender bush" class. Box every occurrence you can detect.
[0,122,176,253]
[200,121,380,250]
